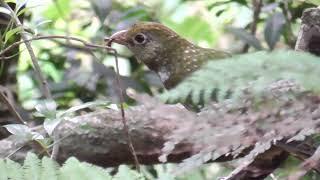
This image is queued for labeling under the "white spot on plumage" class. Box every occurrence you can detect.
[158,67,170,82]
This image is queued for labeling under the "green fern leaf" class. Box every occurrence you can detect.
[77,161,112,180]
[6,158,23,180]
[40,156,59,180]
[59,157,86,180]
[23,152,41,180]
[60,157,111,180]
[113,165,145,180]
[0,154,120,179]
[0,159,8,180]
[160,50,320,104]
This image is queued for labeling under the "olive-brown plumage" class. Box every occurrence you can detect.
[108,22,230,89]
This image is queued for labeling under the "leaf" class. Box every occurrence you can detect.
[3,124,31,136]
[4,0,16,3]
[43,118,61,136]
[4,27,22,44]
[35,20,52,27]
[307,0,320,5]
[57,101,110,118]
[60,157,112,180]
[23,153,41,180]
[114,165,145,180]
[90,0,112,22]
[34,100,57,119]
[31,132,45,140]
[16,6,30,17]
[6,159,23,180]
[0,7,11,16]
[264,12,286,50]
[0,159,8,180]
[3,124,44,141]
[40,156,59,180]
[16,0,29,12]
[227,27,263,50]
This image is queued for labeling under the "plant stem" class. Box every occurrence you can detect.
[0,1,52,99]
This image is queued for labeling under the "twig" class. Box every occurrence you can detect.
[6,145,24,158]
[242,0,263,53]
[0,85,27,124]
[0,1,52,99]
[50,132,59,160]
[50,38,129,58]
[0,35,112,58]
[0,51,21,60]
[106,40,140,172]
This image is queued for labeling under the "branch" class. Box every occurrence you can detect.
[48,38,129,58]
[0,35,113,58]
[0,98,197,166]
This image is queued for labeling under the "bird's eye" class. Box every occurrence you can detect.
[133,33,147,44]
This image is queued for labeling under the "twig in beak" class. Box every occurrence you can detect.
[105,39,141,172]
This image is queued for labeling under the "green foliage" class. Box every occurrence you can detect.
[0,153,124,180]
[43,0,71,20]
[0,153,190,179]
[264,12,286,50]
[23,153,41,180]
[163,16,217,45]
[6,159,23,180]
[59,157,112,180]
[160,50,320,104]
[113,165,144,180]
[227,27,263,50]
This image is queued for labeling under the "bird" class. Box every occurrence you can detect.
[107,22,230,89]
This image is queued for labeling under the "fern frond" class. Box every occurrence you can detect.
[113,165,145,180]
[40,156,59,180]
[160,50,320,104]
[0,159,8,180]
[60,157,111,180]
[0,153,130,179]
[6,158,23,180]
[23,152,41,180]
[77,161,112,180]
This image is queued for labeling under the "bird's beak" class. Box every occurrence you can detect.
[105,30,128,46]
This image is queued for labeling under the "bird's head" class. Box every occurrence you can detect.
[107,22,183,65]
